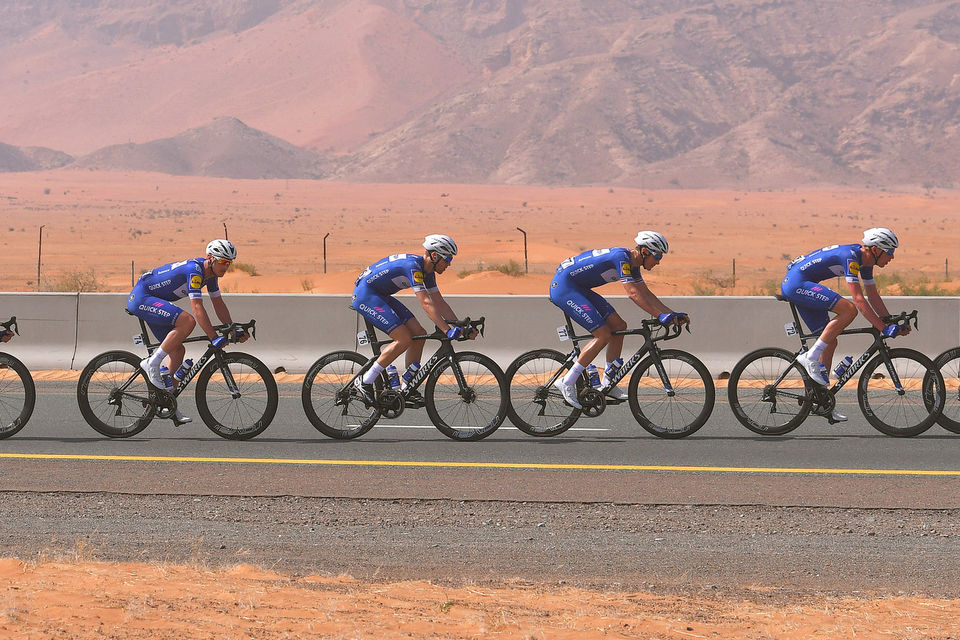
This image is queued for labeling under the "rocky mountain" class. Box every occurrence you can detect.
[70,117,327,178]
[0,142,73,172]
[1,0,958,188]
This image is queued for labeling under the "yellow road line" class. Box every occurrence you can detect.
[2,452,960,476]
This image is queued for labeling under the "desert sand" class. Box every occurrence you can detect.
[2,171,959,297]
[3,171,960,637]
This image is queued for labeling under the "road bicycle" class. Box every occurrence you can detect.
[504,314,715,438]
[0,316,36,440]
[932,346,960,434]
[77,316,278,440]
[727,297,944,437]
[301,316,507,441]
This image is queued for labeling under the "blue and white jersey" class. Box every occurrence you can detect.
[355,254,438,295]
[784,244,875,285]
[554,248,643,289]
[137,258,221,301]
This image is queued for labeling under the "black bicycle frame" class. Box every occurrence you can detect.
[554,314,682,391]
[778,299,914,396]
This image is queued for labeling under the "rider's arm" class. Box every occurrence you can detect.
[414,290,452,333]
[623,280,673,317]
[210,295,233,326]
[190,298,219,340]
[846,281,885,331]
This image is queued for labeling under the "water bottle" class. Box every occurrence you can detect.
[402,362,421,388]
[604,357,624,381]
[586,364,601,388]
[386,365,401,389]
[174,358,193,382]
[834,356,853,378]
[159,365,173,390]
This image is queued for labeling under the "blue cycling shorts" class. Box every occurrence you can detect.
[127,286,184,342]
[351,285,415,334]
[780,276,842,333]
[549,275,615,332]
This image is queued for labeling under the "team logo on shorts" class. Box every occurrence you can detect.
[848,261,860,276]
[190,274,203,289]
[413,271,424,284]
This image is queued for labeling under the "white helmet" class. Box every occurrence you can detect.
[423,234,458,258]
[206,238,237,261]
[862,227,898,252]
[634,230,669,255]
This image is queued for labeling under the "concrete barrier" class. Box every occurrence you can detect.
[0,292,78,369]
[3,292,959,375]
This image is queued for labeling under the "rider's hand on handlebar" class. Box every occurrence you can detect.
[231,327,249,343]
[467,327,479,340]
[882,324,900,339]
[0,329,10,343]
[446,326,463,340]
[211,336,228,349]
[658,312,688,327]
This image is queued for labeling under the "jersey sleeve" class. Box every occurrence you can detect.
[843,254,863,284]
[186,263,207,299]
[857,264,875,285]
[408,263,429,293]
[206,276,222,298]
[616,250,643,284]
[422,270,439,293]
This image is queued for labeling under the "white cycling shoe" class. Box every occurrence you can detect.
[795,352,829,386]
[140,358,166,389]
[553,378,582,409]
[602,383,629,400]
[830,409,848,422]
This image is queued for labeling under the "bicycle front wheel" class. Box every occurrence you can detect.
[858,348,943,437]
[76,350,155,437]
[504,348,580,436]
[301,350,381,439]
[195,352,278,440]
[727,347,813,435]
[0,353,35,439]
[933,347,960,434]
[425,352,507,441]
[628,349,715,439]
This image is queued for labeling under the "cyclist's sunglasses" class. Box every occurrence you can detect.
[211,257,233,266]
[443,255,453,264]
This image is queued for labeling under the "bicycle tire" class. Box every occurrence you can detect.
[504,348,580,436]
[76,350,155,437]
[727,347,813,435]
[425,351,508,441]
[933,347,960,434]
[857,347,943,437]
[195,351,279,440]
[0,352,36,439]
[301,350,381,439]
[628,349,715,439]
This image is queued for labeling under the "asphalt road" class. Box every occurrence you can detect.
[3,380,960,595]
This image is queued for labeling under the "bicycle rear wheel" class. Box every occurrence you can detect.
[727,347,813,435]
[425,352,507,441]
[858,348,943,437]
[301,350,381,439]
[933,347,960,434]
[76,350,155,437]
[628,349,714,439]
[504,348,580,436]
[195,352,278,440]
[0,352,35,439]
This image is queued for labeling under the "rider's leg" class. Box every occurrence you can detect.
[602,312,627,366]
[402,318,428,367]
[362,323,412,385]
[817,299,857,371]
[156,312,195,373]
[564,325,612,385]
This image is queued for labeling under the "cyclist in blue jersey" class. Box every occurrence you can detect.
[781,227,905,420]
[549,231,688,409]
[351,234,475,403]
[127,239,249,423]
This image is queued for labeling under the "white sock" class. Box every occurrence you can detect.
[147,347,167,368]
[808,339,829,361]
[362,362,385,385]
[564,362,586,385]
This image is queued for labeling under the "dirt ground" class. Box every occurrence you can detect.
[0,557,958,639]
[2,171,959,296]
[4,172,960,637]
